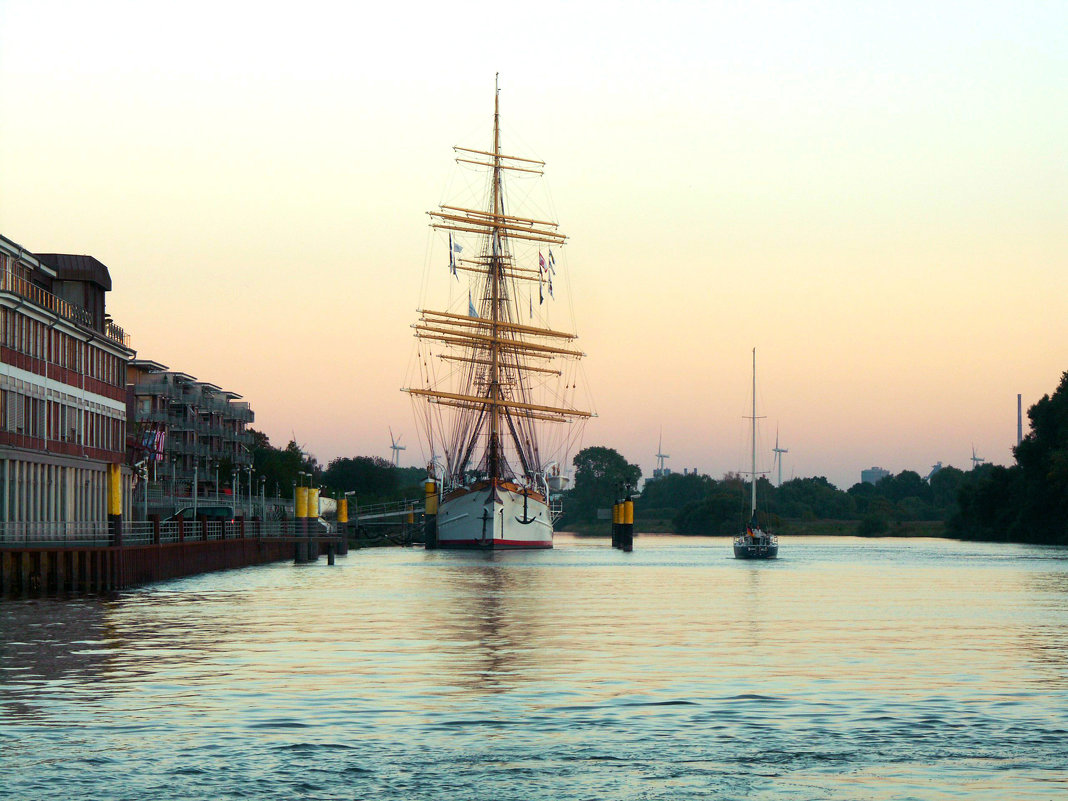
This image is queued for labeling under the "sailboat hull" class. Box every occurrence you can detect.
[733,541,778,559]
[435,484,553,549]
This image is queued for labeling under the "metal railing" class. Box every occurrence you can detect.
[353,498,424,521]
[1,270,93,327]
[0,521,111,547]
[1,519,338,547]
[0,270,131,347]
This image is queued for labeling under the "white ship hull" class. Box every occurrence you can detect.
[436,482,552,549]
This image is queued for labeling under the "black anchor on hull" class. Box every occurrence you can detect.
[515,487,538,525]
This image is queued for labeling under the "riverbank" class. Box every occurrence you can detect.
[559,519,948,537]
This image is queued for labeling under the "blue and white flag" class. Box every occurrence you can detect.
[548,270,553,299]
[548,248,556,273]
[449,234,462,279]
[468,290,478,318]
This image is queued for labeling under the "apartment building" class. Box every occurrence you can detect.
[127,360,254,497]
[0,234,134,523]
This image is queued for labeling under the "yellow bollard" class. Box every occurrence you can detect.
[107,463,122,517]
[295,486,308,519]
[337,498,348,524]
[424,480,438,515]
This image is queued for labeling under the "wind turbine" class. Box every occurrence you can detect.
[971,445,986,470]
[655,428,670,477]
[389,427,406,467]
[772,426,789,487]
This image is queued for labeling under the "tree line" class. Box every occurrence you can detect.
[245,370,1066,545]
[560,370,1068,546]
[247,430,426,506]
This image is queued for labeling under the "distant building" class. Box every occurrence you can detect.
[0,234,135,525]
[647,467,673,482]
[126,360,254,503]
[861,466,890,485]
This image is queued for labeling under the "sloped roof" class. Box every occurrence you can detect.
[34,253,112,290]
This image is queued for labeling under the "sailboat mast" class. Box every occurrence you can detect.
[488,75,503,480]
[751,347,757,517]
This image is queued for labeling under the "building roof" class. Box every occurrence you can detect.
[162,371,197,383]
[0,233,57,277]
[130,359,169,372]
[34,253,113,291]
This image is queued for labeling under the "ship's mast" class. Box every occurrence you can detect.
[407,77,592,487]
[488,74,503,480]
[751,347,757,517]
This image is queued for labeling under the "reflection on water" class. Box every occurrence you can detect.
[2,535,1067,800]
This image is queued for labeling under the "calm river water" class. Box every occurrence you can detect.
[2,535,1067,800]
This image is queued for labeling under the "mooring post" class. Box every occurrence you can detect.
[424,479,438,549]
[623,497,634,552]
[337,498,350,555]
[294,485,309,564]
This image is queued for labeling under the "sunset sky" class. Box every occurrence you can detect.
[1,1,1064,489]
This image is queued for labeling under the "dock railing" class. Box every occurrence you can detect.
[0,519,338,548]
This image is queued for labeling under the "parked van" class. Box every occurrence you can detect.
[169,505,236,522]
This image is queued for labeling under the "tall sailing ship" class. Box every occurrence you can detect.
[404,78,592,549]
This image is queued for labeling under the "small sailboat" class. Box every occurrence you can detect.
[734,348,779,559]
[403,77,592,549]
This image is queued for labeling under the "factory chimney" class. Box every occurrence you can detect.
[1017,393,1023,446]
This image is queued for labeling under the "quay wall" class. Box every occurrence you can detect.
[1,520,342,597]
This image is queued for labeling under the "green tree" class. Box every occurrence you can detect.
[776,476,857,520]
[952,371,1068,544]
[640,472,712,515]
[564,446,641,523]
[929,465,966,516]
[249,430,307,499]
[674,477,747,535]
[321,456,413,504]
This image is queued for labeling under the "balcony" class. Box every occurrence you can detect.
[1,268,131,347]
[134,382,176,396]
